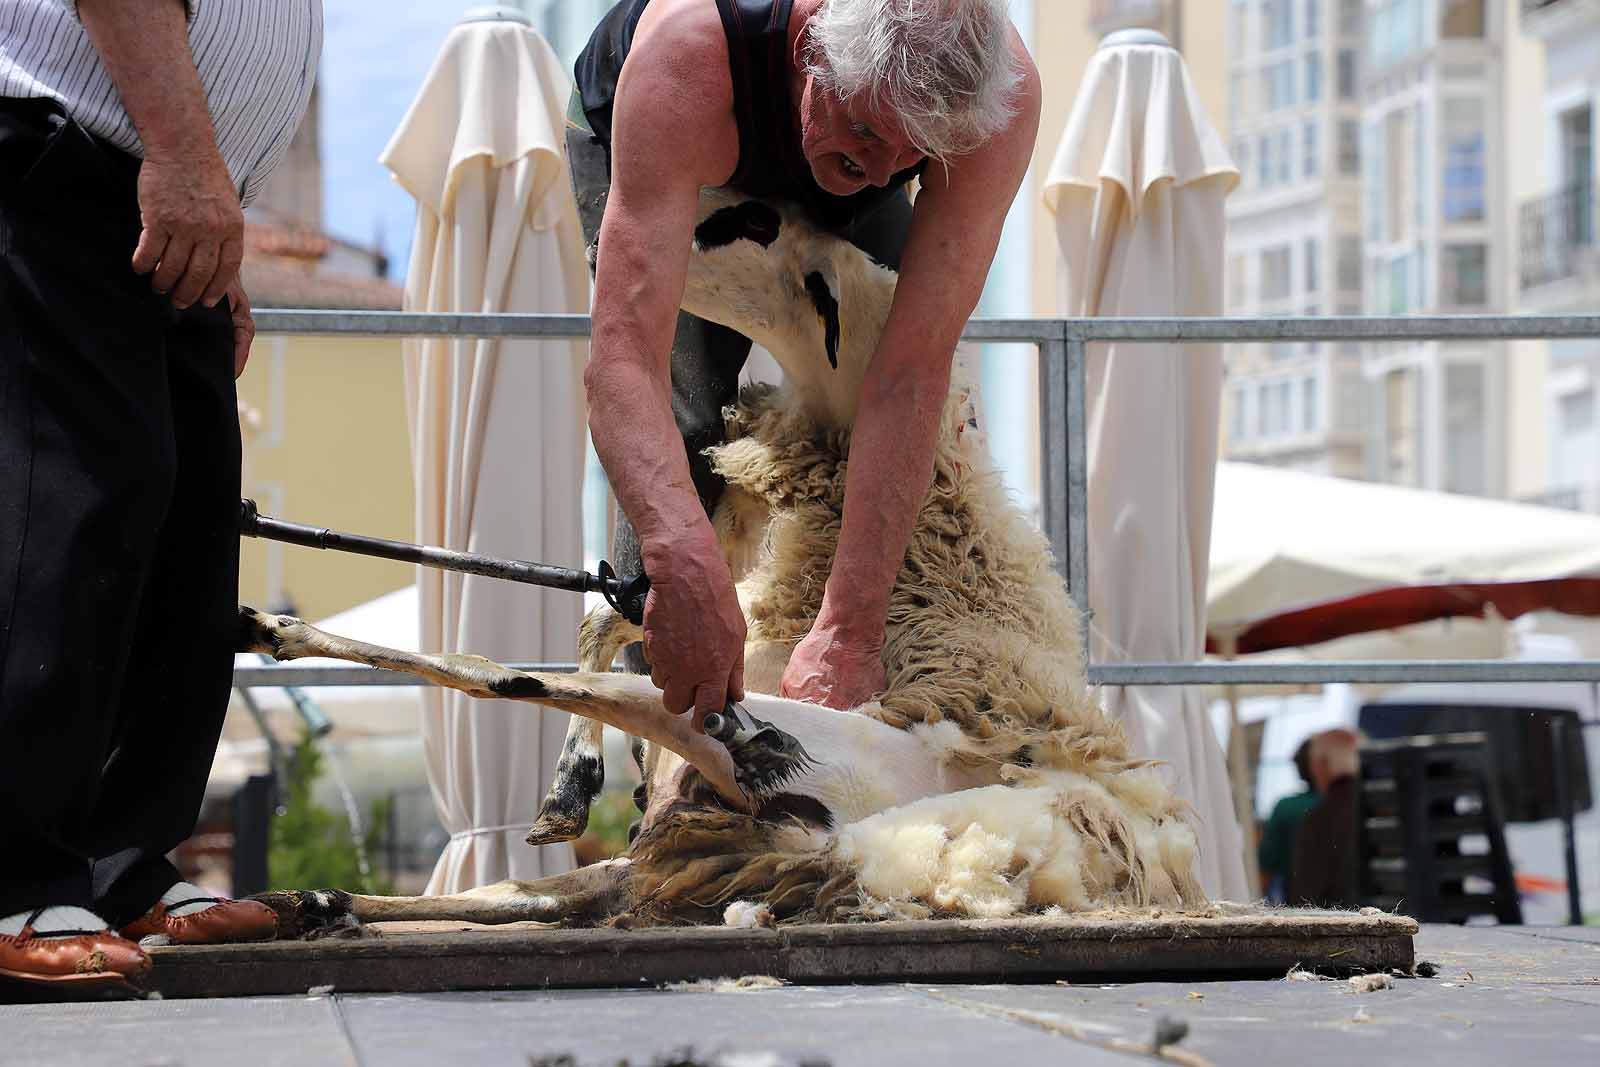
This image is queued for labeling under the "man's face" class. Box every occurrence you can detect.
[796,78,925,196]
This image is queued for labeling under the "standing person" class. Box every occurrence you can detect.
[1257,737,1320,902]
[570,0,1040,727]
[0,0,322,998]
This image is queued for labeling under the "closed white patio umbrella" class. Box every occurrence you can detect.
[1044,30,1249,901]
[380,9,589,893]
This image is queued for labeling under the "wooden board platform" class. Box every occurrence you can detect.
[147,910,1417,999]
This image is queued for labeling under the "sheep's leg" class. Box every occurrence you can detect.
[255,860,632,937]
[237,606,746,804]
[525,606,643,845]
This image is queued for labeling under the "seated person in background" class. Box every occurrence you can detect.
[1287,729,1364,908]
[1258,738,1319,903]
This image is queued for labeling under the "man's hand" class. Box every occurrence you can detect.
[226,277,255,378]
[780,621,885,710]
[642,531,746,729]
[132,150,244,310]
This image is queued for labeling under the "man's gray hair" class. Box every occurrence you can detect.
[805,0,1024,161]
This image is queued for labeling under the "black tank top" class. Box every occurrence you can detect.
[574,0,924,233]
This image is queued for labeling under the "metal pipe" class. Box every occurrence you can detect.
[240,499,603,597]
[1090,660,1600,685]
[232,658,1600,689]
[252,309,1600,344]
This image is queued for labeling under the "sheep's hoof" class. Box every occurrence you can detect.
[525,806,588,845]
[250,889,368,940]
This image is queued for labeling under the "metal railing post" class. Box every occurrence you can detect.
[1066,333,1091,646]
[1037,333,1070,582]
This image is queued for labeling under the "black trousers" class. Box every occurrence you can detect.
[565,122,911,673]
[0,98,241,923]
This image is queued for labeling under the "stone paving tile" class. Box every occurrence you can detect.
[0,995,355,1067]
[332,984,1141,1067]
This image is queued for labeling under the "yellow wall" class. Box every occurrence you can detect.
[1502,0,1550,500]
[236,334,415,621]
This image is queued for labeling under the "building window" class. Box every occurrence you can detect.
[1561,389,1595,436]
[1387,254,1413,314]
[1230,0,1250,57]
[1302,376,1321,432]
[1337,119,1360,175]
[1278,128,1293,185]
[1257,382,1273,436]
[1442,98,1486,223]
[1305,51,1323,103]
[1304,119,1321,177]
[1337,235,1362,291]
[1306,0,1321,39]
[1440,0,1485,38]
[1263,60,1297,112]
[1233,138,1252,184]
[1231,384,1250,442]
[1304,237,1321,295]
[1262,245,1293,301]
[1231,71,1250,125]
[1259,133,1275,186]
[1370,0,1424,68]
[1442,243,1488,306]
[1265,0,1294,49]
[1337,49,1358,99]
[1228,253,1249,309]
[1339,0,1362,36]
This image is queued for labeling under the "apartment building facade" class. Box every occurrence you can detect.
[1223,0,1370,478]
[1518,0,1600,511]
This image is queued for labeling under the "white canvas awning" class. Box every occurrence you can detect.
[1209,462,1600,630]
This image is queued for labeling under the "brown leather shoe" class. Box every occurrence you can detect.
[121,895,278,946]
[0,911,151,1000]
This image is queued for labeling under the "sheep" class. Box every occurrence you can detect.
[245,189,1205,935]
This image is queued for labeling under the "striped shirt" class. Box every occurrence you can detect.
[0,0,322,206]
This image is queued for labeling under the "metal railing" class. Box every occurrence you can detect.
[245,309,1600,690]
[1520,182,1596,291]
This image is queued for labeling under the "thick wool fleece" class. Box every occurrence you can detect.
[709,384,1125,770]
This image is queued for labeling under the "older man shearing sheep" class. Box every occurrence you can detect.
[572,0,1040,728]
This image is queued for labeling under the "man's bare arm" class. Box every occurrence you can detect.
[76,0,242,308]
[783,50,1043,707]
[583,12,746,722]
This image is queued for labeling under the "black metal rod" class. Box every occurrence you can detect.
[239,499,602,596]
[1552,714,1583,926]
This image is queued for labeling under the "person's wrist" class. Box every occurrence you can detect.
[812,598,886,651]
[640,517,722,579]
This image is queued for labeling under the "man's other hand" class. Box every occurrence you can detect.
[226,277,254,378]
[642,532,746,729]
[780,622,885,710]
[131,149,243,310]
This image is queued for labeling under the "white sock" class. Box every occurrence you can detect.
[160,881,223,918]
[0,906,108,937]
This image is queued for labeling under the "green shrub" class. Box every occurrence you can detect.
[268,731,395,894]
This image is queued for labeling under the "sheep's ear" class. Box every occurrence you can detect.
[804,272,840,370]
[694,202,782,250]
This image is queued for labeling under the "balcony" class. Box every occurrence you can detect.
[1521,0,1600,39]
[1089,0,1175,37]
[1519,183,1597,295]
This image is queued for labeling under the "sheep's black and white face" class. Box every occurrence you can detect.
[681,191,899,429]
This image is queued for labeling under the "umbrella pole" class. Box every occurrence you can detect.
[1220,634,1262,896]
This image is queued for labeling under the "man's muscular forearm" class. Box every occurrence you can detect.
[815,357,953,639]
[77,1,217,160]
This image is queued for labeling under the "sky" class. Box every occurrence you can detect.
[319,1,514,279]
